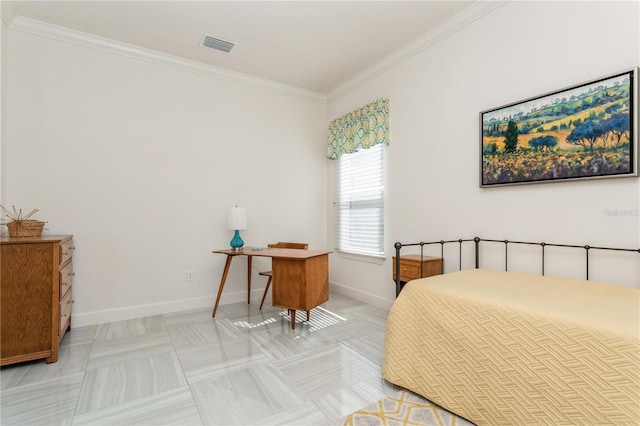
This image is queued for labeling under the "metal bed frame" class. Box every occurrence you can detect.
[394,237,640,297]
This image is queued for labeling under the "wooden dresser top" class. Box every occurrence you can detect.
[1,235,73,245]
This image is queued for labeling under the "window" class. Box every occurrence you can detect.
[334,143,385,257]
[327,98,388,258]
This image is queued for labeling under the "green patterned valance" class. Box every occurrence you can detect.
[327,98,389,160]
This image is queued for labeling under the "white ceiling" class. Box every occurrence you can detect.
[6,1,475,94]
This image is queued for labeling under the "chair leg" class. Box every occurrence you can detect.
[259,277,272,310]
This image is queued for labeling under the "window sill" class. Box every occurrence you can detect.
[336,250,386,265]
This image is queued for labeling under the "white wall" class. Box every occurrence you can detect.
[328,1,640,307]
[5,1,639,324]
[5,29,327,326]
[0,2,13,208]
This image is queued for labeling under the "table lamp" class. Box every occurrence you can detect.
[227,206,246,252]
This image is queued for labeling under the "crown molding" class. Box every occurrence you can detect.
[327,0,508,101]
[9,16,327,103]
[7,1,507,104]
[1,2,16,29]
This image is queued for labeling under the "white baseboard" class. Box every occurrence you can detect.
[72,289,266,327]
[329,280,394,311]
[73,283,392,327]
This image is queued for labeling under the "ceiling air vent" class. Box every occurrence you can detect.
[201,35,235,53]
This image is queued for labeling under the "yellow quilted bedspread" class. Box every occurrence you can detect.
[382,269,640,425]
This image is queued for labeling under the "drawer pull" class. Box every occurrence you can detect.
[68,300,74,304]
[63,282,69,287]
[67,272,75,277]
[62,314,68,318]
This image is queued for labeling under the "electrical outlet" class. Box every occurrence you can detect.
[186,271,194,282]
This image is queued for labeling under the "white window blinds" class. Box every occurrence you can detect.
[334,143,385,257]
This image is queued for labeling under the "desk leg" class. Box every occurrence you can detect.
[247,256,252,304]
[212,255,233,317]
[290,310,296,329]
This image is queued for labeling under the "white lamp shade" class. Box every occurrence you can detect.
[227,207,247,230]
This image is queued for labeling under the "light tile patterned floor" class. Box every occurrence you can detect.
[0,293,405,425]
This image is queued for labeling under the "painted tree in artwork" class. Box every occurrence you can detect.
[503,120,519,152]
[528,135,558,151]
[566,121,603,152]
[601,114,630,146]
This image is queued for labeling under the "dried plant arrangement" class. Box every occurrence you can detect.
[1,205,46,238]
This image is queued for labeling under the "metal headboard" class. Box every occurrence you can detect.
[394,237,640,297]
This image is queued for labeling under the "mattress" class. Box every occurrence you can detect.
[382,269,640,425]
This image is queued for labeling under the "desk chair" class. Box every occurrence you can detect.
[259,242,309,318]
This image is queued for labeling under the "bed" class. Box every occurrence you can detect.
[382,239,640,425]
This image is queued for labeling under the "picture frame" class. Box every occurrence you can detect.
[480,68,637,187]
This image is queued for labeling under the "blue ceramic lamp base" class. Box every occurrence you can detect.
[230,230,244,252]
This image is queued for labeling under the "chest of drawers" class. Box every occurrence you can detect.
[1,235,74,365]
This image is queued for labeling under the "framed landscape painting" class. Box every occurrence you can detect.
[480,68,637,187]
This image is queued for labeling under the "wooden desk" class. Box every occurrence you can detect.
[212,247,331,328]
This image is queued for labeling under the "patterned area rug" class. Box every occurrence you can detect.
[340,391,475,426]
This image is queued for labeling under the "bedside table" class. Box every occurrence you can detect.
[392,254,443,297]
